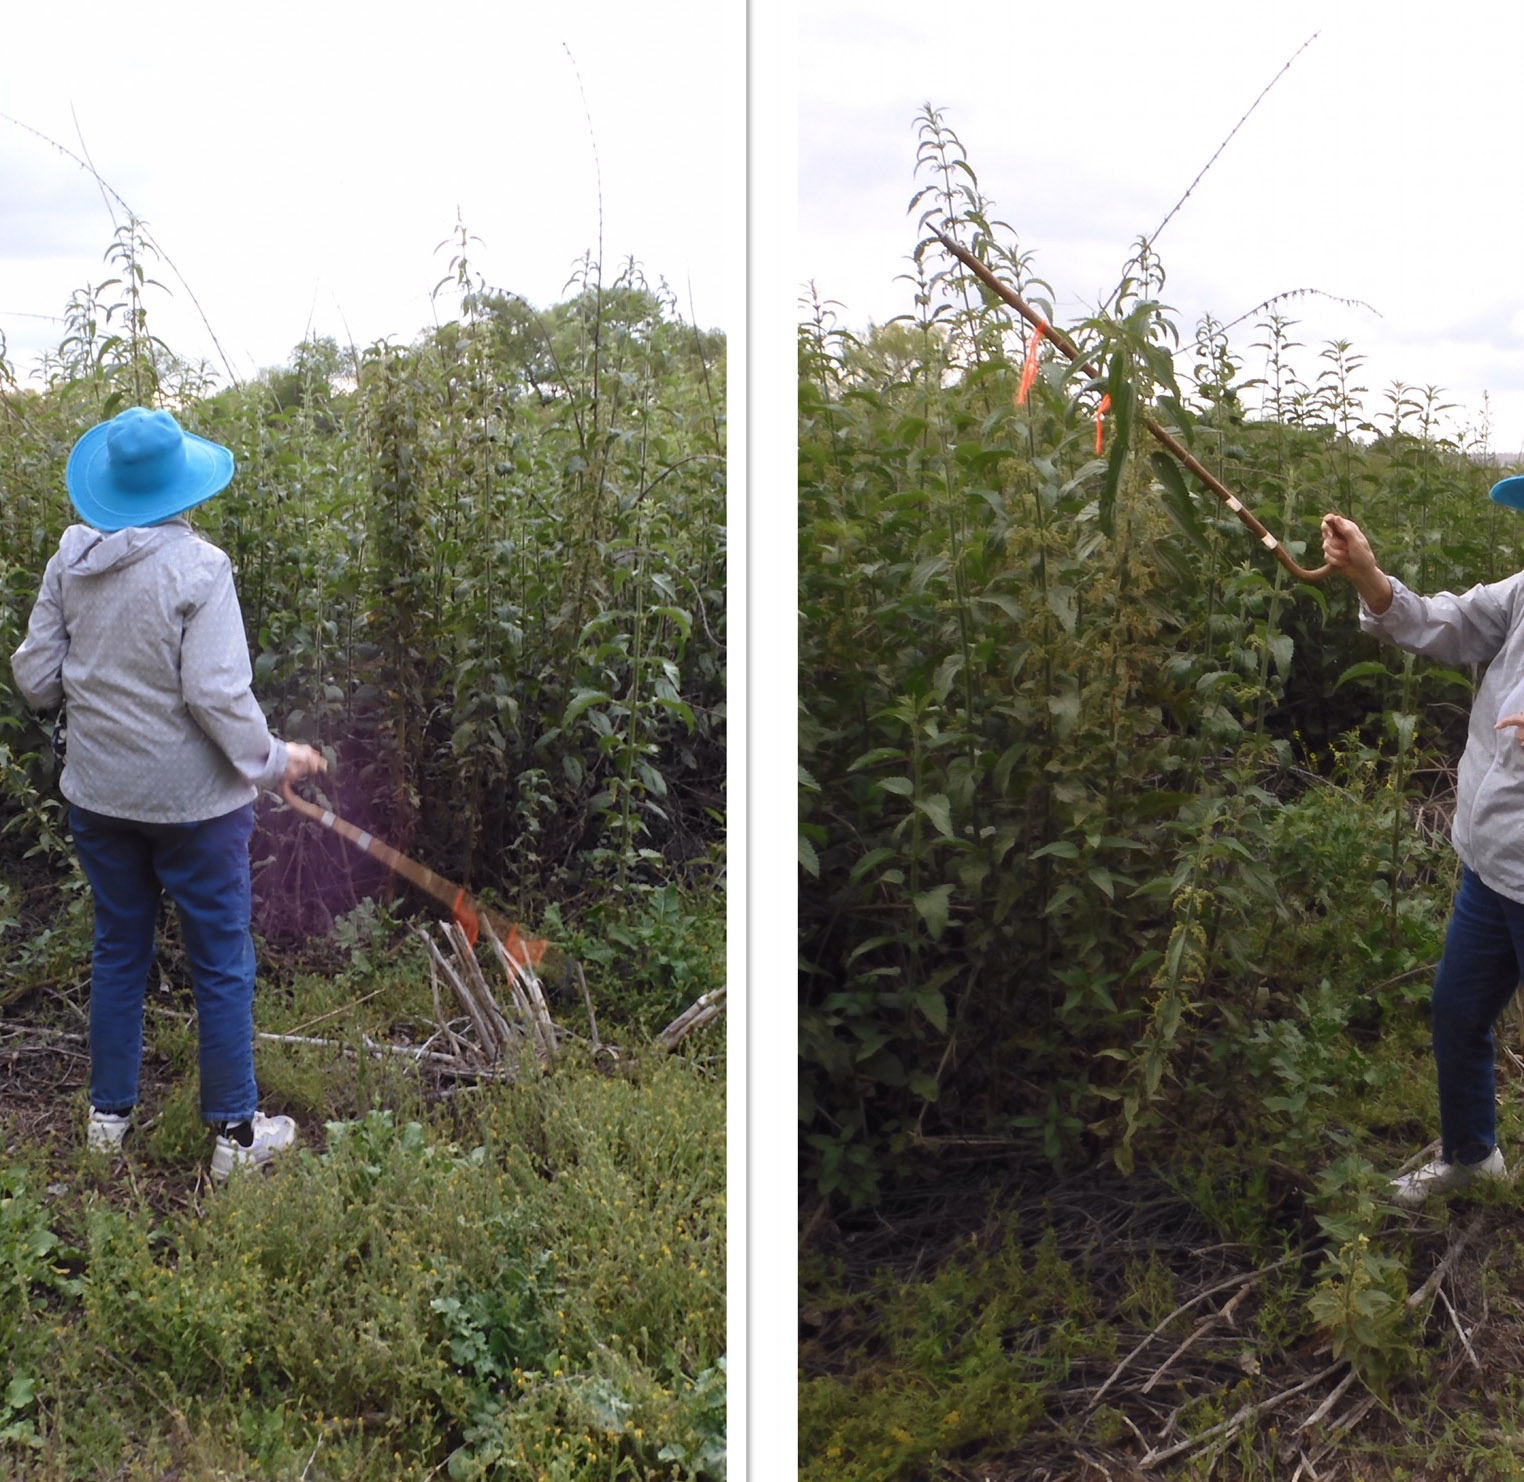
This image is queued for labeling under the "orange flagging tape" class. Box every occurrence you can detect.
[1095,393,1112,454]
[451,888,480,947]
[1016,319,1047,407]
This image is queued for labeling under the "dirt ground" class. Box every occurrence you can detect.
[1,996,332,1219]
[801,1157,1524,1480]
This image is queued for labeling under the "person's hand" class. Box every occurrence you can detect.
[1497,715,1524,749]
[283,742,328,785]
[1321,512,1393,613]
[1321,512,1378,576]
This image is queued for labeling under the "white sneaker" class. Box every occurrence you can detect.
[87,1109,131,1152]
[1390,1147,1507,1209]
[210,1112,297,1183]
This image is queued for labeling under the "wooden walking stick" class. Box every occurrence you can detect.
[933,229,1333,585]
[279,780,555,976]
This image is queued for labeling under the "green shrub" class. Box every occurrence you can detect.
[23,1062,723,1479]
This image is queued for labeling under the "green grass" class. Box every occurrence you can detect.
[799,1223,1110,1482]
[799,1036,1524,1482]
[0,915,726,1482]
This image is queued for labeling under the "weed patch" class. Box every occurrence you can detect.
[4,1057,723,1480]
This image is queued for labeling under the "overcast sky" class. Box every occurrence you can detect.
[1,0,741,387]
[800,0,1524,460]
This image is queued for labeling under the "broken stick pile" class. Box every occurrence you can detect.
[414,915,725,1080]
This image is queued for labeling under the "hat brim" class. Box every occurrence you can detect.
[66,422,234,531]
[1491,476,1524,511]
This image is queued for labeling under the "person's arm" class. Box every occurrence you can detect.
[1322,510,1518,665]
[181,557,326,790]
[9,554,68,710]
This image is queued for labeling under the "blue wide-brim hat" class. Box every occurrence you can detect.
[66,407,234,531]
[1492,476,1524,511]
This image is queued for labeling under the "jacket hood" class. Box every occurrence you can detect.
[59,518,194,577]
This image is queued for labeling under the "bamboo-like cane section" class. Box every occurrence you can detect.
[657,985,726,1051]
[415,921,549,1077]
[279,780,557,974]
[932,230,1333,585]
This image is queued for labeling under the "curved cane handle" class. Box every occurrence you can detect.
[279,776,329,823]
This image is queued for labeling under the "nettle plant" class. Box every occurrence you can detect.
[0,215,726,959]
[799,105,1498,1204]
[800,114,1227,1198]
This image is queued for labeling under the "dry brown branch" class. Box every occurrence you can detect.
[1304,1391,1381,1470]
[0,1027,87,1047]
[480,914,557,1066]
[1407,1216,1478,1314]
[424,948,467,1063]
[1327,1392,1380,1439]
[447,920,515,1055]
[258,1030,435,1065]
[1141,1281,1252,1394]
[0,1040,89,1063]
[1394,1140,1442,1179]
[1087,1252,1309,1412]
[253,1030,517,1084]
[415,927,496,1053]
[406,917,563,1073]
[658,985,727,1050]
[284,987,388,1038]
[1438,1285,1481,1370]
[1138,1361,1346,1470]
[1290,1366,1358,1438]
[575,961,601,1050]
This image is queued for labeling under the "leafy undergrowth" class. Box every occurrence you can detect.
[799,1064,1524,1482]
[794,97,1524,1482]
[0,910,726,1481]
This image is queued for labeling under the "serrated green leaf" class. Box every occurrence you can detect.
[651,604,693,640]
[914,792,954,837]
[913,984,949,1033]
[1047,584,1078,636]
[1423,666,1474,692]
[973,592,1024,623]
[1152,450,1210,551]
[913,883,954,939]
[849,847,899,885]
[1332,660,1389,691]
[563,688,612,726]
[847,748,904,772]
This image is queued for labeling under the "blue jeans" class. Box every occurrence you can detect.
[1431,866,1524,1166]
[70,803,259,1124]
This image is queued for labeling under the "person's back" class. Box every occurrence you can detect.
[9,406,326,1181]
[24,519,284,822]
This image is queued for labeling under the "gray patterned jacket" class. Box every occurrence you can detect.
[1362,571,1524,902]
[10,519,288,823]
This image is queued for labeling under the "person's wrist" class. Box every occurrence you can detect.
[1358,570,1393,613]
